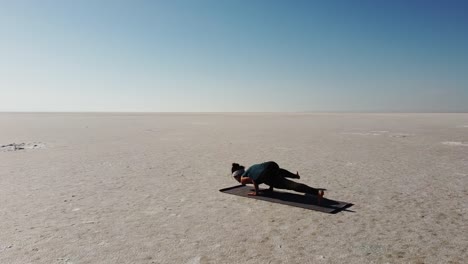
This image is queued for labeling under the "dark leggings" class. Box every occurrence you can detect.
[261,162,319,195]
[278,168,299,179]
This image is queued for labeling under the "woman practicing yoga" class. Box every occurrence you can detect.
[231,161,325,198]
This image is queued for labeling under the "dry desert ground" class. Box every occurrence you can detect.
[1,113,467,264]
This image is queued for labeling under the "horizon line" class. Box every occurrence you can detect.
[1,111,468,114]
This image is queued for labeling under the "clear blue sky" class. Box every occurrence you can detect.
[1,0,467,112]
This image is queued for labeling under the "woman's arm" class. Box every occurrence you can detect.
[240,177,260,196]
[240,176,252,185]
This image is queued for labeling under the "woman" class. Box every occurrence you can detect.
[231,161,325,198]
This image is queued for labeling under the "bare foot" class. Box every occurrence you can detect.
[317,190,324,204]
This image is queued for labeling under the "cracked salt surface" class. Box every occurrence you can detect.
[342,131,412,137]
[442,141,468,147]
[0,142,45,152]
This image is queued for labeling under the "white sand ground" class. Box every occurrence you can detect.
[0,113,467,264]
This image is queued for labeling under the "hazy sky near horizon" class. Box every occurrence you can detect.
[1,0,467,112]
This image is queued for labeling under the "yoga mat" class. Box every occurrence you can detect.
[220,185,353,214]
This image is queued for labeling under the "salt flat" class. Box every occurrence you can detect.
[0,113,467,264]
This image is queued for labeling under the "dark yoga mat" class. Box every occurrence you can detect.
[220,185,353,214]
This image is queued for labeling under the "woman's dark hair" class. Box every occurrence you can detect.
[231,163,245,173]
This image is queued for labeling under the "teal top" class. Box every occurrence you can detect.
[242,162,271,184]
